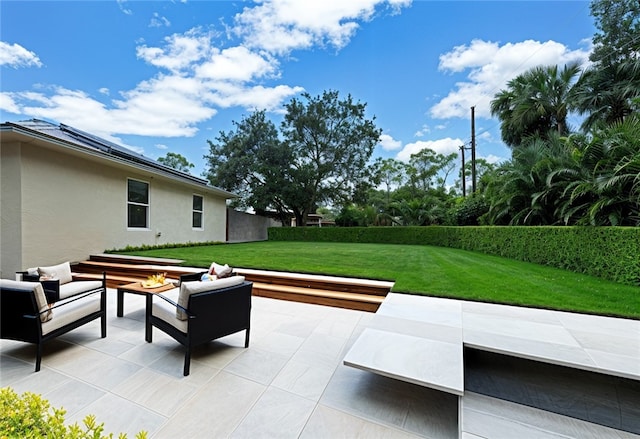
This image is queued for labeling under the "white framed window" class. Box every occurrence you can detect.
[192,194,203,229]
[127,178,149,229]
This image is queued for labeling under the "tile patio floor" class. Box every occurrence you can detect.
[1,289,638,438]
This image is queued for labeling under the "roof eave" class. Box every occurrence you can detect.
[1,122,239,199]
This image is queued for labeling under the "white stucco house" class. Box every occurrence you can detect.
[0,119,237,277]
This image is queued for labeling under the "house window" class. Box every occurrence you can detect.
[192,194,203,229]
[127,179,149,228]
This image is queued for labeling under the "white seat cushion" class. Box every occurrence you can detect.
[41,293,101,335]
[59,280,103,299]
[151,288,188,333]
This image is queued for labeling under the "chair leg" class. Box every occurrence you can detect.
[244,328,250,348]
[101,313,107,338]
[35,344,42,372]
[183,348,191,376]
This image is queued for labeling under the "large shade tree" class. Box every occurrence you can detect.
[280,90,381,225]
[204,91,381,226]
[589,0,640,66]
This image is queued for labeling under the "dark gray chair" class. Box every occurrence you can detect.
[147,277,252,376]
[0,275,106,371]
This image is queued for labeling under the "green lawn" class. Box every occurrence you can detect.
[118,241,640,319]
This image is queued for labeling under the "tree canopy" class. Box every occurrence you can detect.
[157,152,194,173]
[204,90,381,226]
[490,63,581,148]
[589,0,640,66]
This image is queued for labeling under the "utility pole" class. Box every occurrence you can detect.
[471,106,477,194]
[459,144,466,197]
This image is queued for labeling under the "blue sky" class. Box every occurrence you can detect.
[1,0,595,184]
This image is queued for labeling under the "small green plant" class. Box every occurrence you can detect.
[106,240,225,253]
[0,387,147,439]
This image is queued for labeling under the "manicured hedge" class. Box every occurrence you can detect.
[268,226,640,286]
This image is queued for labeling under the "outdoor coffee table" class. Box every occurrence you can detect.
[117,281,177,341]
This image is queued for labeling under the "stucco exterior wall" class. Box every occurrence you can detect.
[1,142,23,277]
[1,141,228,276]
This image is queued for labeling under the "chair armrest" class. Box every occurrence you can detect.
[179,272,207,284]
[17,271,40,282]
[48,288,104,311]
[15,273,60,303]
[155,293,194,318]
[41,280,60,303]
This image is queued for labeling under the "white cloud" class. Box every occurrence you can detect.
[208,83,304,111]
[480,154,504,164]
[396,137,462,162]
[378,133,402,151]
[477,130,494,142]
[0,42,42,68]
[155,143,169,150]
[232,0,411,55]
[414,124,430,137]
[0,92,21,113]
[4,1,411,141]
[430,39,591,119]
[117,0,132,15]
[136,28,214,73]
[150,12,171,28]
[196,46,277,82]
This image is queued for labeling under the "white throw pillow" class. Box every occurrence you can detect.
[38,262,73,285]
[208,262,233,278]
[176,276,245,320]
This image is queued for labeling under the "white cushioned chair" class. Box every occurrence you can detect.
[147,276,252,376]
[18,261,104,303]
[0,276,107,371]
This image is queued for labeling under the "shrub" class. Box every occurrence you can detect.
[452,196,489,226]
[0,387,147,439]
[268,226,640,286]
[106,241,225,253]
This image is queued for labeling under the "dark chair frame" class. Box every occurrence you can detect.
[147,280,252,376]
[0,273,107,371]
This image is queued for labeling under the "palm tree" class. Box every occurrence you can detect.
[482,134,574,225]
[570,59,640,132]
[549,115,640,225]
[491,63,581,148]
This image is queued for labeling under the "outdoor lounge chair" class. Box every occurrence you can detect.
[0,276,107,371]
[18,261,105,303]
[147,276,252,376]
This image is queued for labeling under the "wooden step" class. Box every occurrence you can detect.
[235,268,393,297]
[78,255,393,312]
[252,282,384,313]
[74,260,201,280]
